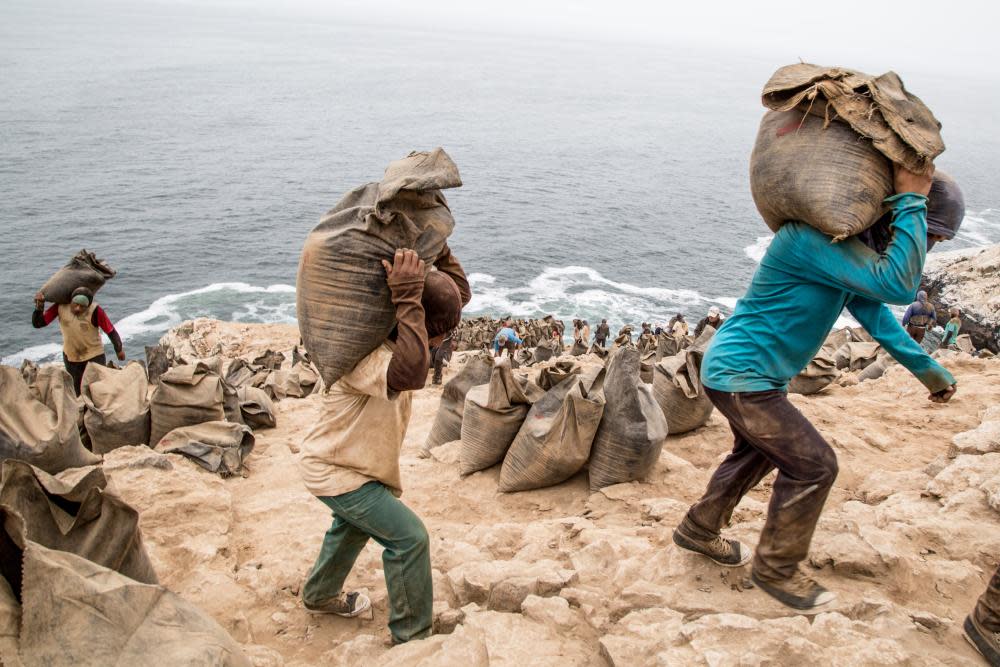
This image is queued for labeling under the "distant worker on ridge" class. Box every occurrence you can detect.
[32,286,125,395]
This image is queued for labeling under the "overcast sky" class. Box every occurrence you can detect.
[185,0,999,78]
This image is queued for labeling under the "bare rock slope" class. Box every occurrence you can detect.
[102,318,1000,666]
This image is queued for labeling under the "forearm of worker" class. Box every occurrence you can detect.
[32,304,58,328]
[806,193,929,305]
[93,307,123,353]
[435,245,472,306]
[386,280,430,393]
[847,297,955,393]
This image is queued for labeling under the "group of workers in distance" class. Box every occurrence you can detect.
[25,161,999,664]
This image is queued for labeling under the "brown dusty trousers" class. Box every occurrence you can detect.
[682,387,839,581]
[976,564,1000,632]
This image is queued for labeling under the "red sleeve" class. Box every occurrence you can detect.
[44,304,58,325]
[93,306,115,333]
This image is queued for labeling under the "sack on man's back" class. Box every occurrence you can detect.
[750,64,943,241]
[40,250,116,304]
[297,148,461,388]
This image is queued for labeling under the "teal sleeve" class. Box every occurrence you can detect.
[796,193,929,305]
[847,296,955,393]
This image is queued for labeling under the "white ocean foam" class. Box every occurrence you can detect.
[744,235,773,263]
[115,282,296,338]
[1,343,64,366]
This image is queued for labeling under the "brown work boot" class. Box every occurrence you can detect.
[965,614,1000,666]
[303,591,372,618]
[673,523,752,567]
[751,567,836,613]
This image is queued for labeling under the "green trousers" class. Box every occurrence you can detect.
[303,481,433,643]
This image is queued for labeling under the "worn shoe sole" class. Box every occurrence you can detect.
[672,529,752,567]
[964,615,1000,666]
[304,594,372,618]
[750,570,836,614]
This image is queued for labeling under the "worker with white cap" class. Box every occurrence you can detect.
[695,306,725,337]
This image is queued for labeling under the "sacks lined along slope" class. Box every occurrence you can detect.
[80,362,151,454]
[0,460,157,586]
[499,368,606,493]
[0,366,99,474]
[459,358,543,475]
[751,64,943,240]
[588,347,668,492]
[149,362,227,446]
[651,326,715,435]
[297,148,462,387]
[39,249,116,304]
[425,352,494,452]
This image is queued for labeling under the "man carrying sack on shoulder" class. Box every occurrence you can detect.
[32,286,125,395]
[671,165,964,613]
[297,244,470,645]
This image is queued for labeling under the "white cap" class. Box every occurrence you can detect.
[708,306,721,316]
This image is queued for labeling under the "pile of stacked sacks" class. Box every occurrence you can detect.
[423,327,719,493]
[452,316,567,354]
[0,359,258,664]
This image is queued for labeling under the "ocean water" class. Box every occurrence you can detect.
[2,1,999,364]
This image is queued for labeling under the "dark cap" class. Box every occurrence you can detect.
[926,171,965,240]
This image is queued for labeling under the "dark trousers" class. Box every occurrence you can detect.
[906,324,927,343]
[63,353,106,396]
[976,564,1000,632]
[682,387,839,581]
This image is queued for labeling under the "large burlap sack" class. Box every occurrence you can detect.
[425,353,494,452]
[16,543,250,667]
[761,63,943,176]
[39,249,116,304]
[499,368,606,493]
[750,109,893,241]
[0,460,157,586]
[156,421,255,477]
[80,362,151,454]
[297,148,461,387]
[0,367,100,474]
[588,347,668,492]
[459,359,542,475]
[149,362,226,446]
[237,386,277,429]
[537,360,580,391]
[788,351,839,395]
[831,341,881,371]
[651,327,715,435]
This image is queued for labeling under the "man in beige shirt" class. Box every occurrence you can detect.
[298,245,470,645]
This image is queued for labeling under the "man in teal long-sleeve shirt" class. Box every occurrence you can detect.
[672,166,963,613]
